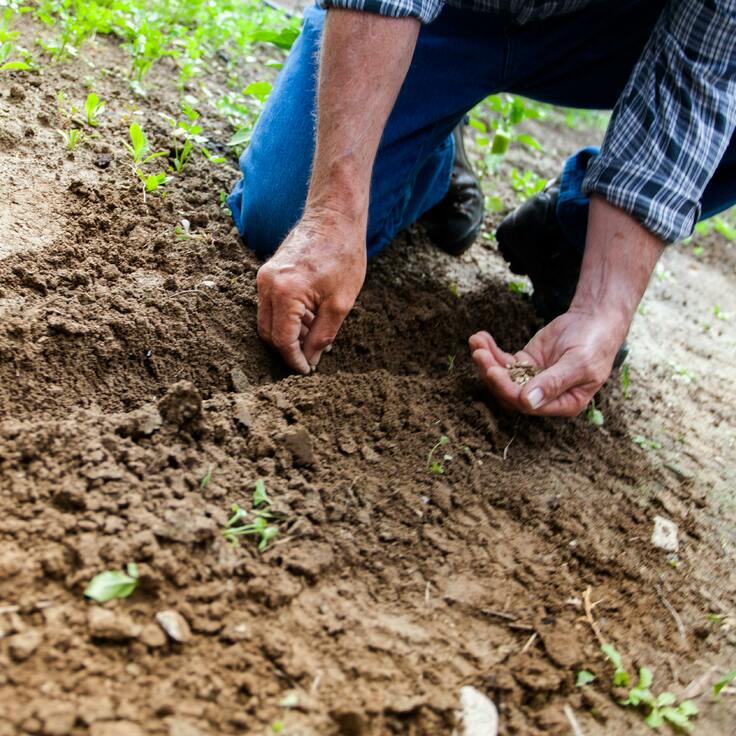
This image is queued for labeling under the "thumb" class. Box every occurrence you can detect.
[521,354,584,413]
[302,302,345,368]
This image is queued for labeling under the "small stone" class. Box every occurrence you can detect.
[455,686,499,736]
[158,381,202,426]
[140,623,167,648]
[88,607,141,641]
[360,444,380,463]
[8,629,42,661]
[0,545,24,578]
[156,610,192,643]
[282,428,314,466]
[219,622,250,643]
[94,153,112,169]
[90,721,145,736]
[233,397,253,429]
[652,515,679,552]
[229,367,249,393]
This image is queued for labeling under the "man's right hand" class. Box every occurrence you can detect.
[256,209,367,375]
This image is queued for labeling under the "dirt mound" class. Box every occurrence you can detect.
[1,13,735,736]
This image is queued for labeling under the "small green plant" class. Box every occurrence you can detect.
[447,354,456,373]
[510,167,546,201]
[576,670,596,687]
[602,645,699,731]
[222,479,280,551]
[59,127,83,150]
[634,435,662,451]
[84,563,139,602]
[200,465,213,490]
[84,91,105,126]
[602,643,630,687]
[125,122,166,166]
[427,435,450,475]
[621,363,631,398]
[586,399,604,427]
[507,279,531,295]
[714,669,736,698]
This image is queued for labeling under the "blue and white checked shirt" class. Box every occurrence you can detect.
[317,0,736,243]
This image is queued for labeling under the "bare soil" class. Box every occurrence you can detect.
[1,15,735,736]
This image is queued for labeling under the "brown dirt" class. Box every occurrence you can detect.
[1,14,735,736]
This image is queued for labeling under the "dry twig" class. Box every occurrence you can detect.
[655,583,687,647]
[582,586,607,647]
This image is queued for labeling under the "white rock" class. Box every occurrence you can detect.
[453,686,498,736]
[652,515,679,552]
[156,610,192,643]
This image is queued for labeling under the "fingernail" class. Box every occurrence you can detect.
[527,387,544,409]
[325,343,333,353]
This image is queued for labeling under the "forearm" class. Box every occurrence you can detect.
[571,195,664,335]
[306,9,420,227]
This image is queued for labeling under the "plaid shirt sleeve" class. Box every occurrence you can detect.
[582,0,736,244]
[317,0,444,24]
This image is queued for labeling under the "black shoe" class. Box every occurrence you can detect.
[496,180,629,368]
[420,122,484,256]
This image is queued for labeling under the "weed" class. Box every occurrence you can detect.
[84,91,105,126]
[222,479,281,551]
[447,354,456,373]
[427,435,450,475]
[84,563,139,602]
[585,399,604,427]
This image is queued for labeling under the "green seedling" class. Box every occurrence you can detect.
[510,167,546,201]
[602,643,630,687]
[84,91,105,126]
[85,563,139,602]
[200,465,213,490]
[427,435,450,475]
[447,354,456,373]
[507,279,530,295]
[586,399,604,427]
[576,670,596,687]
[136,168,168,195]
[59,127,83,150]
[202,147,226,164]
[634,435,662,451]
[714,669,736,698]
[125,122,166,166]
[621,363,631,398]
[621,667,699,731]
[671,363,696,384]
[222,479,281,551]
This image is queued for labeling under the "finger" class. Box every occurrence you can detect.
[481,365,523,408]
[270,299,311,375]
[302,309,315,328]
[469,331,516,367]
[520,353,593,414]
[471,348,502,375]
[257,288,273,343]
[302,302,346,367]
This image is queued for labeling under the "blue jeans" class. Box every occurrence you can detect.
[228,0,736,260]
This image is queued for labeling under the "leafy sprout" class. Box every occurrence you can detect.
[427,435,450,475]
[585,399,604,427]
[59,127,83,150]
[125,122,166,166]
[84,91,105,126]
[222,479,281,551]
[576,670,596,687]
[84,563,139,602]
[714,669,736,698]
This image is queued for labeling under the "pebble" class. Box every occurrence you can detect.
[229,367,250,393]
[8,628,42,661]
[455,686,498,736]
[140,622,167,648]
[156,610,192,643]
[88,607,141,641]
[652,515,679,552]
